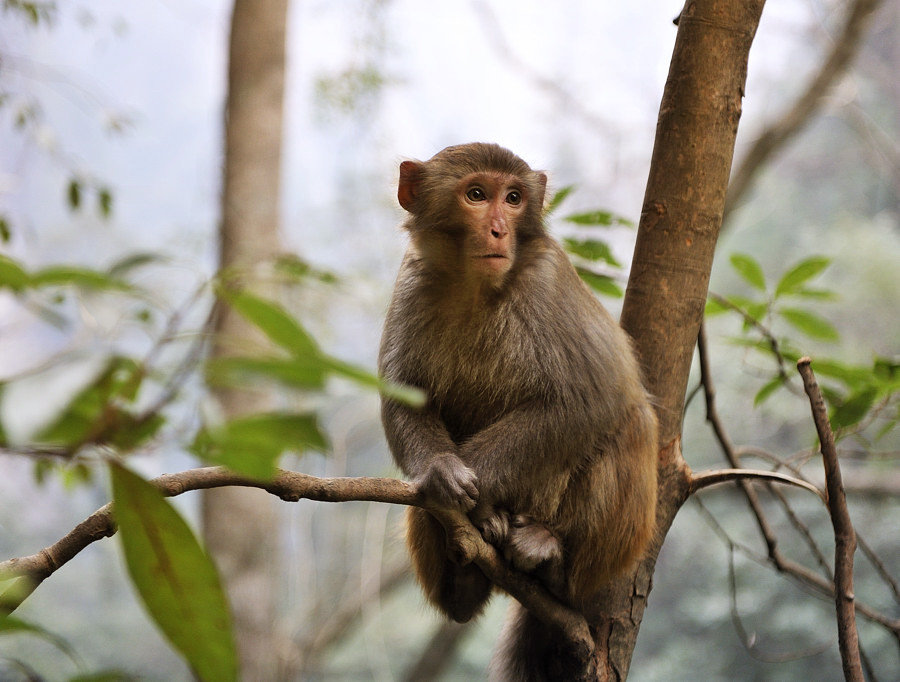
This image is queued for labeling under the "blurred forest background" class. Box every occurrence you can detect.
[0,0,898,680]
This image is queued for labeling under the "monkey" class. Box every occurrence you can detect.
[378,143,658,680]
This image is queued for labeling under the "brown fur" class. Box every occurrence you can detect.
[379,143,658,680]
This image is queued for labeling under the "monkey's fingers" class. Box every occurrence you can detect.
[416,455,479,511]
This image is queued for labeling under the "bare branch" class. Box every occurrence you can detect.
[0,465,592,663]
[797,357,864,681]
[690,468,824,500]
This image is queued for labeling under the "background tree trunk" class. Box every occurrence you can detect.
[597,0,767,677]
[202,0,289,678]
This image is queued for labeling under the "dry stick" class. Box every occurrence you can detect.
[797,357,864,682]
[0,466,592,663]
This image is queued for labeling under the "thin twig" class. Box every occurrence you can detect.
[797,357,864,682]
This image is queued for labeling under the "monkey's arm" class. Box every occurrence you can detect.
[382,399,479,511]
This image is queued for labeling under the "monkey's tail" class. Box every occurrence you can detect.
[489,602,591,682]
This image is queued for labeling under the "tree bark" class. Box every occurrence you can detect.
[605,0,767,677]
[202,0,289,679]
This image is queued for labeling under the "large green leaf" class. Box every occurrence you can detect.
[206,356,328,391]
[778,307,839,341]
[191,412,328,479]
[729,253,766,291]
[111,464,237,681]
[563,238,621,267]
[774,256,830,298]
[220,288,319,358]
[575,267,623,298]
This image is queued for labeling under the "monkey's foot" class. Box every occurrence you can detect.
[505,516,562,572]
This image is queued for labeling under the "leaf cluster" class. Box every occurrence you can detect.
[707,253,899,437]
[0,255,422,679]
[545,185,634,298]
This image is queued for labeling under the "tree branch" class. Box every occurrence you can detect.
[690,468,823,499]
[797,357,864,682]
[0,466,592,664]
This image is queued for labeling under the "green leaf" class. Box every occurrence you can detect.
[830,388,878,431]
[563,238,621,266]
[206,356,327,391]
[108,252,165,278]
[274,255,339,284]
[98,187,113,218]
[729,253,766,291]
[0,255,30,291]
[191,412,327,479]
[220,289,318,358]
[791,287,838,301]
[322,356,426,407]
[564,210,633,228]
[67,179,82,210]
[0,216,10,243]
[36,357,145,448]
[704,296,729,316]
[111,464,237,682]
[774,257,830,298]
[778,307,839,341]
[70,672,137,682]
[543,185,575,216]
[575,267,623,297]
[754,375,785,406]
[31,266,131,291]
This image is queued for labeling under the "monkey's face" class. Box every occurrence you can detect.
[454,171,527,280]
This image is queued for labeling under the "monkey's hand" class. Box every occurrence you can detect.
[414,453,479,511]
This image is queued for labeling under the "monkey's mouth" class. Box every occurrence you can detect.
[478,254,507,260]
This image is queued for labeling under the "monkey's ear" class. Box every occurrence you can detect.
[535,172,548,206]
[398,160,424,212]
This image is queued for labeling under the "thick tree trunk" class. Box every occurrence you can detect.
[599,0,767,678]
[202,0,289,678]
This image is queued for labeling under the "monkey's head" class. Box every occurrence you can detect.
[397,143,548,286]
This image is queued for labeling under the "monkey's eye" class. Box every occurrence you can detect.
[466,187,487,202]
[506,190,522,205]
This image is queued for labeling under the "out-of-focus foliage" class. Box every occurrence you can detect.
[707,253,899,438]
[0,252,419,679]
[548,186,633,298]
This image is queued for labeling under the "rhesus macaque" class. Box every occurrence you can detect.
[379,143,658,680]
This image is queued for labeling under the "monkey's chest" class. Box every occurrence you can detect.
[417,320,544,441]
